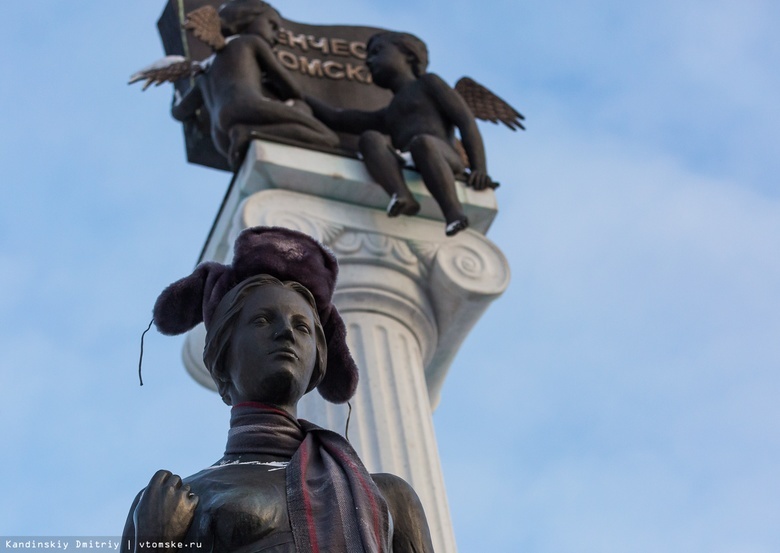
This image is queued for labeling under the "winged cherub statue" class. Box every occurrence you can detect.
[306,31,524,236]
[129,1,338,169]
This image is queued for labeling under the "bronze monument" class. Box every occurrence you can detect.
[130,2,339,169]
[122,227,434,553]
[306,31,523,235]
[130,0,524,235]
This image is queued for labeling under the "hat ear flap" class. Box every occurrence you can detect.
[153,262,230,335]
[316,310,359,403]
[305,321,328,395]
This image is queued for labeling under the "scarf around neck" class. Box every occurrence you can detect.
[225,402,392,553]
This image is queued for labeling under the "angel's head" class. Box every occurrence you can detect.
[366,32,429,79]
[219,0,281,44]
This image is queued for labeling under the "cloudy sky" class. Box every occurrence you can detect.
[1,1,778,552]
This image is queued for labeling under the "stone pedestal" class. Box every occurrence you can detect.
[183,140,510,553]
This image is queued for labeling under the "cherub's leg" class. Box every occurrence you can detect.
[359,131,420,217]
[227,125,254,169]
[226,120,340,170]
[261,108,339,147]
[408,135,468,236]
[212,127,231,160]
[256,123,339,147]
[219,99,339,152]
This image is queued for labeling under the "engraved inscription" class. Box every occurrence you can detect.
[276,29,373,84]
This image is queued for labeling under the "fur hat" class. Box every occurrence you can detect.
[152,226,357,403]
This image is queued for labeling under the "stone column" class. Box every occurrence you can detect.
[183,141,510,553]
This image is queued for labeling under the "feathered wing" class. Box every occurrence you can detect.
[128,56,202,90]
[128,5,223,91]
[183,5,226,51]
[455,76,525,131]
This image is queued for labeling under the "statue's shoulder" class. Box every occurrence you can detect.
[371,473,434,552]
[371,472,425,515]
[418,73,460,105]
[419,72,451,90]
[226,33,273,51]
[371,472,415,495]
[186,460,288,487]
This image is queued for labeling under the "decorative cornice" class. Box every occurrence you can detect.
[238,204,345,245]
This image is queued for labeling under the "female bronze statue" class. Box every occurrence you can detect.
[121,227,433,553]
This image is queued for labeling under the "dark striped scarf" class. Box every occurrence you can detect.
[225,402,392,553]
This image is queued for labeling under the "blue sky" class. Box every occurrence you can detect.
[1,1,779,551]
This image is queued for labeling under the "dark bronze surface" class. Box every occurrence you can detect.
[157,0,392,170]
[123,282,434,552]
[306,32,499,236]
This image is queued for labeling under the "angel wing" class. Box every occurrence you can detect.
[455,77,525,131]
[183,5,226,51]
[128,56,203,90]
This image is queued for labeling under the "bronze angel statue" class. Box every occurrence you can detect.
[129,1,338,169]
[306,31,524,236]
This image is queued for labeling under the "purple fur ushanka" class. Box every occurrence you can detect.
[152,226,358,403]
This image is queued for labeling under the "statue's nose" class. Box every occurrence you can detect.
[274,323,294,341]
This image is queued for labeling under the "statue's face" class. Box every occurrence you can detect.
[256,11,282,46]
[225,284,318,406]
[219,2,280,44]
[366,38,411,88]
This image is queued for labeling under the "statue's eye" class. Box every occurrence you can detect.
[253,315,269,325]
[296,323,311,334]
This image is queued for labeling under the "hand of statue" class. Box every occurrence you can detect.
[133,469,199,545]
[467,170,498,191]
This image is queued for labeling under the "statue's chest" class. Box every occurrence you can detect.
[185,466,292,551]
[388,84,433,119]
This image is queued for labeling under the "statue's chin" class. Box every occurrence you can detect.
[248,368,306,407]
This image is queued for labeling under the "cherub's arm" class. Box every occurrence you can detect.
[252,39,303,100]
[421,74,493,190]
[372,473,434,553]
[305,96,387,135]
[171,85,204,121]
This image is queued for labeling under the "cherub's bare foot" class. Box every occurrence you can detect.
[445,217,469,236]
[386,194,421,218]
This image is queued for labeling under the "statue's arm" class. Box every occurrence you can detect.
[305,95,387,134]
[372,473,434,553]
[171,85,204,122]
[421,74,493,189]
[123,469,199,553]
[253,40,303,100]
[120,490,143,553]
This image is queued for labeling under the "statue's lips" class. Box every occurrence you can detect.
[269,347,299,360]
